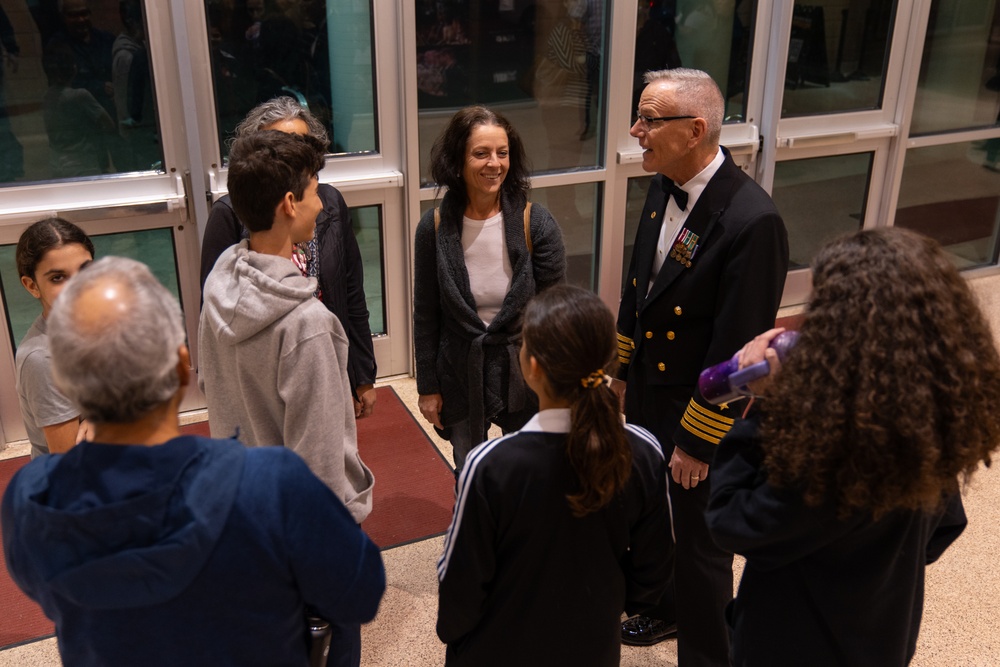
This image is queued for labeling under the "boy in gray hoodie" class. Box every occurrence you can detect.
[199,130,374,526]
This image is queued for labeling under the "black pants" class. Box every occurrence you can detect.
[626,378,733,667]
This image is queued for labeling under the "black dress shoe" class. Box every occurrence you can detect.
[621,615,678,646]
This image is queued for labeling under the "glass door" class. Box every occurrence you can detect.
[0,0,197,444]
[182,0,411,380]
[757,0,910,304]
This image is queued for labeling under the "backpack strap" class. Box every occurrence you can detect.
[523,202,532,255]
[434,207,440,232]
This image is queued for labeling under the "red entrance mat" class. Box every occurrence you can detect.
[184,385,457,548]
[355,386,456,548]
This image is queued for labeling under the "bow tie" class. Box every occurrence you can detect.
[662,180,688,211]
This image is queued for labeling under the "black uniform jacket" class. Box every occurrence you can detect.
[199,184,377,394]
[707,418,967,666]
[617,149,788,462]
[436,411,672,667]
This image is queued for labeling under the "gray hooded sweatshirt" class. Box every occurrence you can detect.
[199,240,374,522]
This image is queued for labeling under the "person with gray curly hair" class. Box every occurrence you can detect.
[200,96,378,419]
[234,94,329,145]
[2,255,385,667]
[48,256,185,424]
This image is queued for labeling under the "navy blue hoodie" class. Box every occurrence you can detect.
[2,436,385,666]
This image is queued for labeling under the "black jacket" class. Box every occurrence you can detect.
[617,149,788,462]
[413,191,565,437]
[707,418,967,666]
[437,412,672,666]
[199,184,376,394]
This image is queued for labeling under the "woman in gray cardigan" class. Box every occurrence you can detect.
[414,106,566,473]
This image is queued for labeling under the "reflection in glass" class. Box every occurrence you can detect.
[621,175,654,290]
[417,0,606,183]
[0,0,163,185]
[206,0,377,159]
[771,153,872,269]
[633,1,755,123]
[531,182,601,289]
[910,0,1000,135]
[351,205,385,335]
[781,1,896,117]
[0,227,179,353]
[895,142,1000,268]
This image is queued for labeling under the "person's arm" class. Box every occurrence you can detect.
[42,419,79,454]
[413,212,445,424]
[706,418,846,570]
[200,197,244,293]
[327,190,378,416]
[277,324,353,513]
[19,350,80,453]
[275,449,385,624]
[672,211,789,471]
[615,231,641,385]
[529,204,566,291]
[436,464,498,644]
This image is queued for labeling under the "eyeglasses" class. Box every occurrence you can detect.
[634,113,697,131]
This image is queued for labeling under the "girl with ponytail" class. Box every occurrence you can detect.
[436,284,671,667]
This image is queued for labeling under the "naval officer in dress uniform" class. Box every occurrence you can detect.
[615,68,788,667]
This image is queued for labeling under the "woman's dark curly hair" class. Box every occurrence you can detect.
[759,227,1000,518]
[429,105,531,222]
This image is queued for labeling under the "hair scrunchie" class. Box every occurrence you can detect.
[581,370,607,389]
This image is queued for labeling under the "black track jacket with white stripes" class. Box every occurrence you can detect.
[436,409,672,667]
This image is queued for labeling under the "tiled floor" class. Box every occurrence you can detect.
[3,370,1000,665]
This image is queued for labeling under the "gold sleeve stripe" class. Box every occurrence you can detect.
[688,398,735,426]
[682,410,730,440]
[680,414,723,445]
[617,332,633,345]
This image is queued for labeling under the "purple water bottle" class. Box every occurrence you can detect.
[698,331,799,405]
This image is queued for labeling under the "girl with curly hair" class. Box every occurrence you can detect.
[707,227,1000,666]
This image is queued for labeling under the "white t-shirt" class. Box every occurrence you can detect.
[462,212,513,326]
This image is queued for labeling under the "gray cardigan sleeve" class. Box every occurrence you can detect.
[529,204,567,290]
[413,210,442,396]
